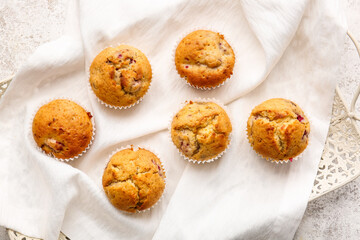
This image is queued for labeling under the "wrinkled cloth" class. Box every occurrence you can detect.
[0,0,346,239]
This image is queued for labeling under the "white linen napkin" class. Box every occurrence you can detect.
[0,0,346,239]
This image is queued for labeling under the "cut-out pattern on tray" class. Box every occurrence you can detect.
[7,229,68,240]
[309,91,360,201]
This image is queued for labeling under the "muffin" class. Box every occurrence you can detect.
[175,30,235,88]
[102,148,166,213]
[171,101,232,162]
[247,98,310,162]
[32,99,94,159]
[89,45,152,108]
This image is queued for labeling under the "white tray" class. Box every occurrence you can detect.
[3,31,360,240]
[309,31,360,201]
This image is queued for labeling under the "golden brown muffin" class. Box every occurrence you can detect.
[32,99,93,159]
[171,101,232,161]
[247,98,310,162]
[175,30,235,88]
[102,148,166,213]
[89,45,152,107]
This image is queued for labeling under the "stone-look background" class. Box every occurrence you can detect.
[294,0,360,238]
[0,0,359,239]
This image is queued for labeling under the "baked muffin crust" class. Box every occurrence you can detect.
[175,30,235,88]
[171,101,232,161]
[102,148,165,212]
[247,98,310,161]
[32,99,93,159]
[90,45,152,107]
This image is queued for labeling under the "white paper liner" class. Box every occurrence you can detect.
[246,98,311,164]
[87,43,153,110]
[168,98,233,164]
[29,97,96,162]
[262,152,302,164]
[104,145,166,214]
[172,27,238,90]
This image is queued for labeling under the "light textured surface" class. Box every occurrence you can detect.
[0,0,66,81]
[0,0,357,240]
[294,0,360,239]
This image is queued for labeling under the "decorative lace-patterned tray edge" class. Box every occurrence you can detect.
[308,31,360,202]
[3,31,360,240]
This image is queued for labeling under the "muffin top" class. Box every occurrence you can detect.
[171,101,232,161]
[102,148,165,213]
[175,30,235,88]
[32,99,93,159]
[247,98,310,161]
[89,45,152,107]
